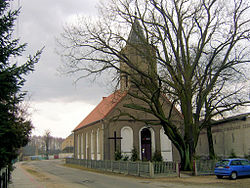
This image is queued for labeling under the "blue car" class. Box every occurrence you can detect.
[214,158,250,180]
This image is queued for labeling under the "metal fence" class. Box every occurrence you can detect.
[0,167,9,188]
[154,161,177,176]
[194,160,218,175]
[66,158,178,177]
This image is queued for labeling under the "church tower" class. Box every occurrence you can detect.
[120,18,157,91]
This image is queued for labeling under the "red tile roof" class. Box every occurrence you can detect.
[73,90,127,131]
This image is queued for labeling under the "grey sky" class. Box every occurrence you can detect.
[11,0,110,138]
[11,0,250,138]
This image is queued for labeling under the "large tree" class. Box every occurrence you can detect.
[0,0,42,169]
[58,0,250,170]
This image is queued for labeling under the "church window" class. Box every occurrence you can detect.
[121,126,133,158]
[77,134,80,159]
[86,133,88,159]
[91,130,95,160]
[160,128,173,161]
[96,128,101,160]
[81,133,84,159]
[232,133,235,143]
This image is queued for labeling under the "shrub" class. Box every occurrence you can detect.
[131,147,139,161]
[152,150,163,162]
[123,155,129,161]
[114,150,122,161]
[229,149,237,158]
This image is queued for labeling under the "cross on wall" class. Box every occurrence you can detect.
[108,131,122,152]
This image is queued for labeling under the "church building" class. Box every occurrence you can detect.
[72,19,250,162]
[72,19,183,162]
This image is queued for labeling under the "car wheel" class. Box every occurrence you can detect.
[216,175,223,179]
[230,172,237,180]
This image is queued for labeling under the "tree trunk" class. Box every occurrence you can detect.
[207,126,215,159]
[175,142,193,170]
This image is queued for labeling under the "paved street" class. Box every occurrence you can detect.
[9,160,250,188]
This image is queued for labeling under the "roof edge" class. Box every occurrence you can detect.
[73,119,102,132]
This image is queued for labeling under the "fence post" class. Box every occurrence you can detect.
[127,162,129,175]
[193,160,198,176]
[0,169,2,188]
[149,162,154,178]
[3,170,6,188]
[111,161,113,172]
[137,162,140,176]
[176,162,180,177]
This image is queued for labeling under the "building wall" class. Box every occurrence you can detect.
[196,116,250,158]
[61,134,74,151]
[74,122,104,160]
[102,92,182,161]
[74,91,183,162]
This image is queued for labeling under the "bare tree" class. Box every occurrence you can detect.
[43,129,51,159]
[58,0,250,170]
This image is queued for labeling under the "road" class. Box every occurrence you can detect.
[10,160,250,188]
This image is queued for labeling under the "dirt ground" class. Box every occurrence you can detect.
[151,175,250,188]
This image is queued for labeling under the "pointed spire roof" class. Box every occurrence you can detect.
[127,18,145,44]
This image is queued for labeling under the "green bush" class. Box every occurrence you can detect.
[152,150,163,162]
[114,150,123,161]
[131,147,139,161]
[229,149,237,158]
[123,155,129,161]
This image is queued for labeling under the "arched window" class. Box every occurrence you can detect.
[77,134,80,159]
[121,126,133,158]
[81,133,84,159]
[96,128,101,160]
[91,130,95,160]
[85,133,88,159]
[160,128,173,161]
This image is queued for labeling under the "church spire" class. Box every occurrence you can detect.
[127,18,145,45]
[120,17,156,91]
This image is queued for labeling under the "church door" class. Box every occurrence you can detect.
[141,128,151,161]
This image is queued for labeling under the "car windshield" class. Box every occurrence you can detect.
[217,160,230,166]
[241,160,250,165]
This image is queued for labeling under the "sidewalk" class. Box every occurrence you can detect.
[9,162,45,188]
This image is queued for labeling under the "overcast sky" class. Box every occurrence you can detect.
[11,0,250,138]
[11,0,110,138]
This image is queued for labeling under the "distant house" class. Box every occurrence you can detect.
[61,133,74,153]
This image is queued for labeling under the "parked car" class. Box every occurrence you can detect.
[214,158,250,180]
